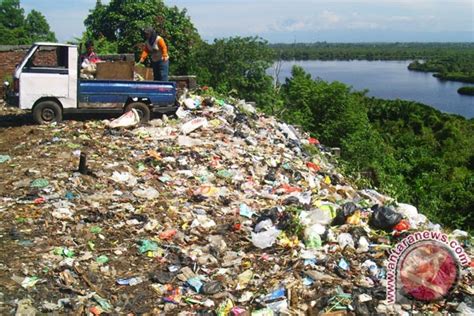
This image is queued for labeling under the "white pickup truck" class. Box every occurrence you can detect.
[4,42,178,124]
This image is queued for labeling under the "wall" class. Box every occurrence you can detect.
[0,45,30,82]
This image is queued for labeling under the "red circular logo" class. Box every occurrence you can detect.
[398,241,459,301]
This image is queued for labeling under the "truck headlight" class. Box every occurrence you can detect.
[3,81,10,88]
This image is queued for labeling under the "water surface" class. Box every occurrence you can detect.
[272,60,474,118]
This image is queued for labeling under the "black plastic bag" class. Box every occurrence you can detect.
[369,205,402,230]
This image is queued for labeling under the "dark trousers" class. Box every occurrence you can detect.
[152,60,169,81]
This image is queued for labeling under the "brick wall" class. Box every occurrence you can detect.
[0,46,29,82]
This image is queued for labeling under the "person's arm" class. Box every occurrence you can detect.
[139,45,150,63]
[158,37,168,61]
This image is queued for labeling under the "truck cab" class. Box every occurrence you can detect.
[5,42,178,124]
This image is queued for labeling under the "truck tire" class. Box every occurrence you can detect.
[33,100,63,124]
[125,102,150,123]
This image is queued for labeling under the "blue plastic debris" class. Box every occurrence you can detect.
[303,277,314,286]
[263,288,286,301]
[240,204,255,218]
[187,277,203,293]
[338,258,350,271]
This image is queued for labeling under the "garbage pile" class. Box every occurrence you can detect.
[80,60,98,80]
[0,95,472,315]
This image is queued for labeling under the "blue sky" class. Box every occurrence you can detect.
[21,0,473,43]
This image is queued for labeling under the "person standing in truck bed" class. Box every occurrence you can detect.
[138,27,169,81]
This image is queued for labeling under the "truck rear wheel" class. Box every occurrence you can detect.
[33,100,63,124]
[125,102,150,123]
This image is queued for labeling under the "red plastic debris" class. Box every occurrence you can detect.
[394,220,410,232]
[308,137,320,145]
[34,197,46,204]
[306,162,321,172]
[89,306,102,316]
[276,183,302,193]
[159,229,177,240]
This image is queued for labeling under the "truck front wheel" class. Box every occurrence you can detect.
[125,102,150,123]
[33,101,63,124]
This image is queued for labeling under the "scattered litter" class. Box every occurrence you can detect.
[0,93,470,315]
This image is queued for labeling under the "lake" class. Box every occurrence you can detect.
[272,60,474,119]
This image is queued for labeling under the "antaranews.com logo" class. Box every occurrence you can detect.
[386,231,470,304]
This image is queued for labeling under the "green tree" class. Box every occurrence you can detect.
[281,66,373,147]
[0,0,24,29]
[84,0,200,74]
[25,10,56,42]
[0,24,28,44]
[190,37,276,106]
[0,0,27,44]
[0,0,56,44]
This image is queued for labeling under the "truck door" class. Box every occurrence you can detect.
[19,45,73,110]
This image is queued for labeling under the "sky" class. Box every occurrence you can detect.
[21,0,474,43]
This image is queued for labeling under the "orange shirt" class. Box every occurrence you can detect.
[140,36,168,62]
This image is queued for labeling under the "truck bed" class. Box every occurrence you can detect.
[78,79,176,109]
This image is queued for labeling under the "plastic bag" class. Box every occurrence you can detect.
[133,187,159,200]
[357,236,369,253]
[183,97,201,110]
[300,206,334,227]
[396,203,427,228]
[176,106,190,119]
[111,171,138,186]
[304,225,323,249]
[181,117,208,135]
[369,205,403,230]
[251,227,281,249]
[177,135,203,147]
[278,123,299,141]
[108,109,140,128]
[0,155,11,163]
[396,203,418,219]
[237,100,256,114]
[337,233,355,249]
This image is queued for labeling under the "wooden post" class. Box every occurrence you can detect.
[79,152,88,175]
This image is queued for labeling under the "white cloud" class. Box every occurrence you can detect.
[319,10,342,25]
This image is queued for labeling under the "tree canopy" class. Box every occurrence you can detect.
[84,0,200,74]
[0,0,56,44]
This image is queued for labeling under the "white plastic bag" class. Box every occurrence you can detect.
[251,227,281,249]
[357,236,369,253]
[176,106,190,119]
[396,203,427,228]
[183,97,201,110]
[133,187,159,200]
[111,171,138,186]
[109,109,140,128]
[337,233,355,249]
[177,135,203,147]
[181,118,208,135]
